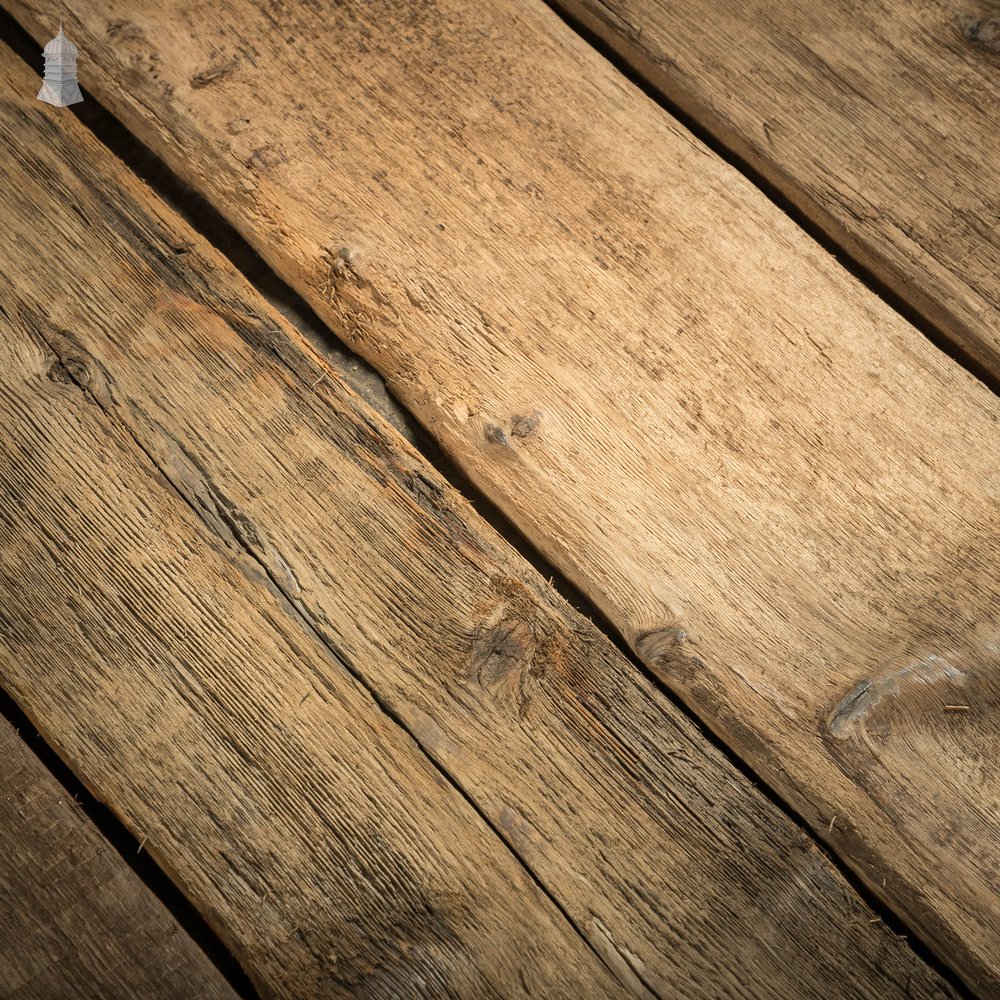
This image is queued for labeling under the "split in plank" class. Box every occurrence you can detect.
[0,55,622,1000]
[552,0,1000,378]
[0,39,958,1000]
[12,0,998,990]
[0,718,238,1000]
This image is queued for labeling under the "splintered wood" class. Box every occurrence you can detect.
[0,38,959,1000]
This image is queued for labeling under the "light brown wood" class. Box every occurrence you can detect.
[555,0,1000,379]
[0,59,623,1000]
[0,298,620,986]
[9,0,997,990]
[0,719,238,999]
[0,38,960,1000]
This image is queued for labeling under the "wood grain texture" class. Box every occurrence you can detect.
[0,39,960,1000]
[0,57,622,1000]
[555,0,1000,378]
[0,719,237,1000]
[9,0,997,990]
[0,395,615,1000]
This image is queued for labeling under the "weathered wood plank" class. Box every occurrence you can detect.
[0,39,959,1000]
[0,719,238,1000]
[9,0,997,990]
[0,64,624,1000]
[0,273,619,991]
[553,0,1000,379]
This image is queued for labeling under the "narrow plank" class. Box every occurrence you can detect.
[0,719,238,999]
[552,0,1000,379]
[9,0,997,990]
[0,39,957,1000]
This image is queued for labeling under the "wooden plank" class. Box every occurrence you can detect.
[0,62,623,1000]
[554,0,1000,379]
[0,277,620,984]
[0,40,958,1000]
[0,719,238,999]
[568,0,1000,384]
[9,0,997,990]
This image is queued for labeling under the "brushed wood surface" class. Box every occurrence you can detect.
[0,46,624,999]
[0,719,238,1000]
[5,0,995,989]
[9,0,994,988]
[555,0,1000,378]
[0,252,621,995]
[0,38,961,1000]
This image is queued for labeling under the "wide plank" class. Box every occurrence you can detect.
[0,719,238,1000]
[11,0,998,990]
[551,0,1000,379]
[0,38,958,1000]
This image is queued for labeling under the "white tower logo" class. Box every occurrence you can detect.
[37,23,83,107]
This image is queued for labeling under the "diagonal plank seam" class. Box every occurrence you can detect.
[31,316,656,999]
[5,0,993,987]
[0,9,428,448]
[0,682,261,1000]
[538,0,1000,397]
[0,16,975,991]
[0,25,972,990]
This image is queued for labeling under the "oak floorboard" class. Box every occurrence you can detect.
[0,250,620,1000]
[0,38,961,1000]
[8,0,995,988]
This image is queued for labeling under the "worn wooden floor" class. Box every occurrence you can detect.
[0,0,996,997]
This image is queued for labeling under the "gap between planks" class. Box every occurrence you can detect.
[40,321,639,997]
[0,27,968,996]
[0,12,974,995]
[0,686,260,1000]
[538,0,1000,398]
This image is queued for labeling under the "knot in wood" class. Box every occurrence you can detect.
[509,411,541,439]
[47,354,90,387]
[470,615,540,719]
[634,624,701,683]
[957,14,1000,53]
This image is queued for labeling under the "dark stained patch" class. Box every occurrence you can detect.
[106,18,145,40]
[510,410,541,438]
[246,143,287,172]
[957,14,1000,54]
[485,424,509,447]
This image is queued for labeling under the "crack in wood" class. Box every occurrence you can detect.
[27,305,637,997]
